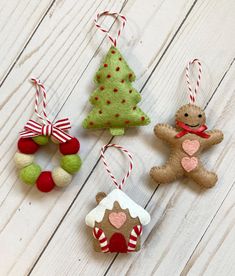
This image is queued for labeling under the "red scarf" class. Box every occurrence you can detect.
[175,121,210,138]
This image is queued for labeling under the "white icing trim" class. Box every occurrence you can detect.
[85,189,151,227]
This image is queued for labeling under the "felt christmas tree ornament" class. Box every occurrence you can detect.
[85,144,150,253]
[15,78,82,192]
[150,59,223,188]
[83,11,150,136]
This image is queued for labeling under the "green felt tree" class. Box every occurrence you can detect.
[83,46,150,136]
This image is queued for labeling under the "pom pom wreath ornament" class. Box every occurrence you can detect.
[150,60,223,188]
[14,152,34,169]
[59,137,80,155]
[60,154,82,174]
[85,144,150,253]
[19,163,41,185]
[36,171,55,193]
[15,78,82,192]
[83,12,150,136]
[18,137,39,154]
[52,167,72,187]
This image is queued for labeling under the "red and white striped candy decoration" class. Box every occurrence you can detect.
[185,59,202,104]
[101,144,133,190]
[127,225,142,252]
[93,227,109,253]
[94,11,126,47]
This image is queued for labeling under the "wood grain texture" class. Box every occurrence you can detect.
[0,0,55,83]
[0,0,235,275]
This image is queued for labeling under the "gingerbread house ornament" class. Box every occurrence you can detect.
[86,189,150,253]
[86,144,151,253]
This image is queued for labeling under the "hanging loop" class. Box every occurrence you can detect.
[19,78,72,143]
[100,144,133,189]
[94,11,127,47]
[185,59,202,104]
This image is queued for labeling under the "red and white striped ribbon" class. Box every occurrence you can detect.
[20,78,73,143]
[93,227,110,253]
[185,59,202,104]
[94,11,126,47]
[127,225,142,252]
[101,144,133,190]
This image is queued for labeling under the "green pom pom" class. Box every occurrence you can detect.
[32,135,49,145]
[19,163,41,185]
[60,154,82,174]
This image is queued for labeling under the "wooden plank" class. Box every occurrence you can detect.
[0,0,198,274]
[181,64,235,276]
[29,0,235,275]
[0,0,55,83]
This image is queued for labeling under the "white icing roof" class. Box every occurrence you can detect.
[85,189,151,228]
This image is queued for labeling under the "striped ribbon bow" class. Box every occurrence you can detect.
[20,78,73,143]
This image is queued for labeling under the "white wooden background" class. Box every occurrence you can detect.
[0,0,235,275]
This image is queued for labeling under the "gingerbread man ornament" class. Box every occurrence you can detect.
[150,60,223,188]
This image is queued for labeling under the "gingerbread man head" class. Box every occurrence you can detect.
[175,104,206,129]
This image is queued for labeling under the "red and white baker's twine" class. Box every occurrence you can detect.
[94,11,126,47]
[20,78,73,143]
[101,144,133,190]
[185,59,202,104]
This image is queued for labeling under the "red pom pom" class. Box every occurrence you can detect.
[36,171,55,193]
[18,138,39,154]
[59,137,80,155]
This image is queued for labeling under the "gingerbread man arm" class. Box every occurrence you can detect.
[201,129,224,149]
[154,124,177,144]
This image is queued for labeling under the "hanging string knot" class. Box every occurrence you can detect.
[20,78,73,143]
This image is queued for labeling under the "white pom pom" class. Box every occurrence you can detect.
[52,167,72,187]
[14,152,34,168]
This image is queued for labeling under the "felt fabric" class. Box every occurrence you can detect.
[14,152,34,169]
[19,163,41,185]
[52,167,72,187]
[150,104,224,188]
[86,189,150,227]
[18,138,39,154]
[109,233,127,253]
[36,171,55,193]
[59,137,80,155]
[60,154,82,174]
[108,212,127,229]
[83,46,150,136]
[32,135,49,145]
[86,189,151,253]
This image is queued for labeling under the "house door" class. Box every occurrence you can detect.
[109,233,127,253]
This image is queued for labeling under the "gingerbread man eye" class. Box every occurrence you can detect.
[184,113,189,117]
[198,114,202,118]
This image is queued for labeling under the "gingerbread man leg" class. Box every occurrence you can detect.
[189,166,218,188]
[150,159,184,184]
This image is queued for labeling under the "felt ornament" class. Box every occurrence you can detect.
[83,11,150,136]
[85,144,150,253]
[15,78,82,193]
[150,59,223,188]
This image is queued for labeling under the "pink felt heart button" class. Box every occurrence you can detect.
[109,212,127,229]
[181,157,198,172]
[182,139,200,156]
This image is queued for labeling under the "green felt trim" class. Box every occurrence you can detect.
[110,128,125,136]
[83,46,150,136]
